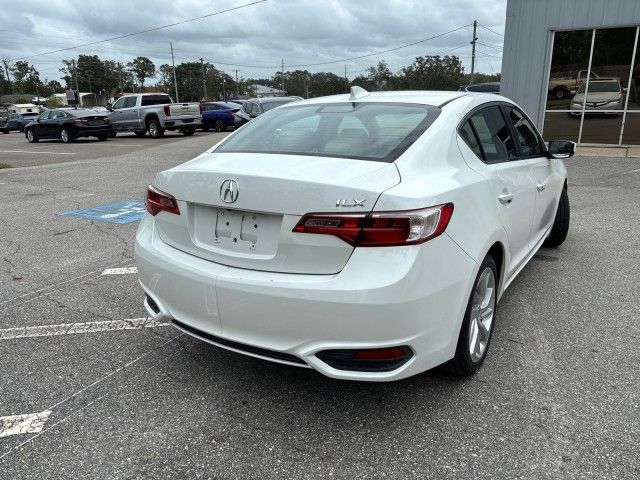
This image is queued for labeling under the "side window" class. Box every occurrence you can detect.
[506,107,543,157]
[251,103,261,115]
[112,97,126,110]
[124,96,137,108]
[468,106,517,162]
[38,111,49,121]
[459,121,483,158]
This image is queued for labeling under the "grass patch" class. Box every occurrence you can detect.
[0,163,11,169]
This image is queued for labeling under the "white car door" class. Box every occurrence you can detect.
[504,106,560,248]
[458,104,537,277]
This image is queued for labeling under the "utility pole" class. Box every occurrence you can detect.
[470,19,478,85]
[31,67,39,101]
[170,42,179,102]
[222,78,226,102]
[281,59,285,94]
[200,57,207,100]
[344,64,348,91]
[2,60,11,93]
[304,76,309,99]
[234,69,239,96]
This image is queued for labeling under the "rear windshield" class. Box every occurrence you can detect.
[141,95,172,106]
[261,100,294,112]
[216,102,440,162]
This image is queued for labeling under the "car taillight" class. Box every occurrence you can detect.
[73,118,88,125]
[163,105,171,116]
[293,203,453,247]
[145,185,180,216]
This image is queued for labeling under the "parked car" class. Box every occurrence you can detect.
[201,101,241,132]
[570,79,624,115]
[2,112,40,133]
[107,93,202,138]
[135,87,574,381]
[458,82,501,94]
[235,96,302,126]
[548,69,600,100]
[23,108,113,143]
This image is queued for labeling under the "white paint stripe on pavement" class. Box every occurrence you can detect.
[101,266,138,275]
[0,410,52,438]
[0,150,75,155]
[0,318,168,341]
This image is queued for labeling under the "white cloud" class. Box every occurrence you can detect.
[1,0,506,82]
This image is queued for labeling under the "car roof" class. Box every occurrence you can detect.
[283,90,469,108]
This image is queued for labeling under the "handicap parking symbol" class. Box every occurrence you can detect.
[59,200,146,224]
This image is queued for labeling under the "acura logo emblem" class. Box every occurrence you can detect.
[220,179,239,203]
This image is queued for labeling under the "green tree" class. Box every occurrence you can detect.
[128,56,156,89]
[159,64,173,93]
[399,55,464,90]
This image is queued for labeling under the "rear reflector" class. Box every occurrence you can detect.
[293,203,453,247]
[316,346,413,372]
[145,185,180,216]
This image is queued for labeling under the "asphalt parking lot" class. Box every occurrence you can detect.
[0,130,201,168]
[0,134,639,479]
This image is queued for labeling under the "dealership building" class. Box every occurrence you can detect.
[501,0,640,145]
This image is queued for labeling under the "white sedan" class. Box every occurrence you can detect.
[135,87,574,381]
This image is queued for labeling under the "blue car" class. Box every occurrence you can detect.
[201,102,241,132]
[2,111,41,133]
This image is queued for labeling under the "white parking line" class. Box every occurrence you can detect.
[101,266,138,275]
[0,318,168,341]
[0,150,75,155]
[0,411,52,438]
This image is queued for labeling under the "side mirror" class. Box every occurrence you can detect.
[548,140,576,159]
[106,103,113,112]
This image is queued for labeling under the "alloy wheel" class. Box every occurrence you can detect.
[60,129,69,143]
[215,120,224,132]
[26,130,34,142]
[468,266,496,362]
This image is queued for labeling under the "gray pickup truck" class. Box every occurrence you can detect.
[108,93,202,138]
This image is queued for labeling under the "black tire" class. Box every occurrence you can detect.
[543,188,570,248]
[1,129,9,134]
[214,120,225,132]
[202,123,210,132]
[134,130,147,137]
[97,135,108,141]
[17,123,24,133]
[148,119,164,138]
[25,129,38,143]
[110,131,117,138]
[59,128,73,143]
[444,255,498,377]
[553,87,568,100]
[180,126,196,136]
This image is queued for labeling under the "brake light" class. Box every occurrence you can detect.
[293,203,453,247]
[145,185,180,216]
[163,105,171,116]
[73,118,88,125]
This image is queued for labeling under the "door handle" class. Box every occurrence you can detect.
[498,193,513,204]
[536,183,546,192]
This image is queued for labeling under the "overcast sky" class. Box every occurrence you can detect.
[0,0,506,84]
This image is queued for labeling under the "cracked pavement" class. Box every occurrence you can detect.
[0,132,639,479]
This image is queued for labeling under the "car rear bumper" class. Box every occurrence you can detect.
[74,127,114,137]
[164,118,202,127]
[135,214,477,381]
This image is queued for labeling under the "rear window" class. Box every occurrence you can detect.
[261,100,294,112]
[141,95,172,106]
[216,102,440,162]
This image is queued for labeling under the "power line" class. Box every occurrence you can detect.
[286,24,472,68]
[9,0,268,62]
[479,24,504,37]
[476,40,503,51]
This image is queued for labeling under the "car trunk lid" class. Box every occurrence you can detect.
[152,152,400,274]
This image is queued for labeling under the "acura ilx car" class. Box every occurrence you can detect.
[135,87,574,381]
